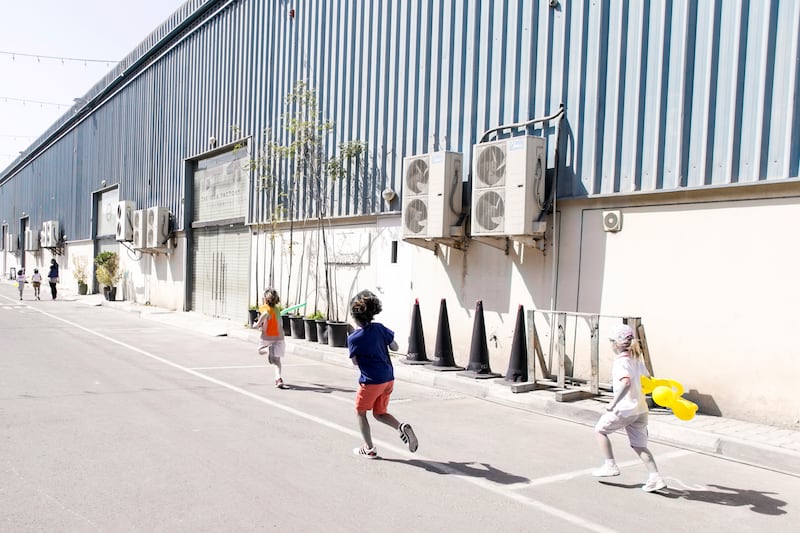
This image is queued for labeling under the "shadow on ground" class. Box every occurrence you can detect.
[281,383,356,394]
[599,481,787,515]
[379,458,529,485]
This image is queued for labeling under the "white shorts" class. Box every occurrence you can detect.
[258,339,285,359]
[595,412,649,448]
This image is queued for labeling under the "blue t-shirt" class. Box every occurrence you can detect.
[348,322,395,385]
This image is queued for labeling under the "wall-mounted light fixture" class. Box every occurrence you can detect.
[381,187,396,203]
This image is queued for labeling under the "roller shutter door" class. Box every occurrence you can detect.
[191,224,250,322]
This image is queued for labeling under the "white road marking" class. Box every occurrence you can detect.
[17,300,619,533]
[506,449,694,490]
[190,365,272,370]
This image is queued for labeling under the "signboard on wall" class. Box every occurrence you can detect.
[328,230,370,265]
[193,150,248,222]
[97,188,120,237]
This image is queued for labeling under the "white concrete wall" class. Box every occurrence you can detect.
[558,194,800,427]
[118,239,186,310]
[63,243,94,292]
[60,239,186,310]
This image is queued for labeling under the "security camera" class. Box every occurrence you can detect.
[209,136,217,148]
[549,0,559,7]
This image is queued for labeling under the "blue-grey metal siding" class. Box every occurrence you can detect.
[2,0,798,240]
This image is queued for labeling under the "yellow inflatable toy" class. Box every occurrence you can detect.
[641,375,698,421]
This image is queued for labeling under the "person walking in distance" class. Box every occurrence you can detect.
[348,289,418,458]
[47,259,59,300]
[16,269,27,300]
[592,323,666,492]
[253,288,287,389]
[31,268,42,300]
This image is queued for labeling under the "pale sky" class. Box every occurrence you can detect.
[0,0,186,170]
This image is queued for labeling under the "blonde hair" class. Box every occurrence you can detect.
[628,338,643,360]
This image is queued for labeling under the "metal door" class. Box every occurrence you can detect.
[191,224,250,322]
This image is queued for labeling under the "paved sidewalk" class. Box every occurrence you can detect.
[45,290,800,478]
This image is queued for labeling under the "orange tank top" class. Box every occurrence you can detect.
[262,306,282,339]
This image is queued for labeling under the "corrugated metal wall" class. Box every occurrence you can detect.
[2,0,798,240]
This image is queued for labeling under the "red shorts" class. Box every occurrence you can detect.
[355,381,394,414]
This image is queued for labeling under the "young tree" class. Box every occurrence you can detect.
[269,80,367,321]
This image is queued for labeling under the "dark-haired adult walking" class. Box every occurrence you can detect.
[47,259,59,300]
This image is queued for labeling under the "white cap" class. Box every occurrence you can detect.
[609,324,634,344]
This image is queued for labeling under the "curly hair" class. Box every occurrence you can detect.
[263,288,281,307]
[350,290,382,323]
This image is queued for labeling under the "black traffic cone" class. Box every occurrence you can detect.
[431,299,463,371]
[504,305,528,383]
[402,298,431,365]
[460,300,501,379]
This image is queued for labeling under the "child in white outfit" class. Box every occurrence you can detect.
[593,323,666,492]
[31,269,42,300]
[16,269,26,300]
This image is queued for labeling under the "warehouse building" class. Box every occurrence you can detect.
[1,0,798,426]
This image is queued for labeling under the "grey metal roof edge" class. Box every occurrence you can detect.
[0,0,224,183]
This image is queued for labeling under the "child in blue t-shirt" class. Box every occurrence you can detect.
[348,290,418,458]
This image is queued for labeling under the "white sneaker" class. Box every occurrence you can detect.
[642,476,666,492]
[398,423,418,453]
[353,445,378,459]
[592,463,620,477]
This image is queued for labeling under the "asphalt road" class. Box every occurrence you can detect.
[1,288,797,532]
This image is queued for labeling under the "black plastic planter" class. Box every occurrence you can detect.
[304,318,319,342]
[315,320,329,344]
[327,321,349,347]
[290,316,306,339]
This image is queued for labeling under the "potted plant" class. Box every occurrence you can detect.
[94,251,121,300]
[72,255,89,295]
[304,310,323,342]
[248,304,259,327]
[281,311,292,336]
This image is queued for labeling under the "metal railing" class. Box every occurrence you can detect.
[519,310,654,400]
